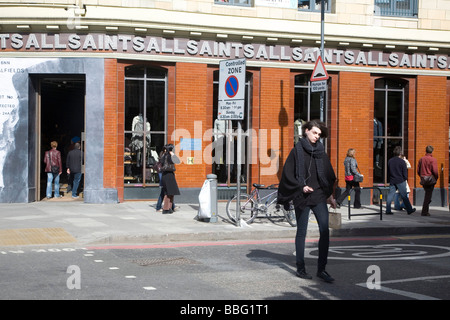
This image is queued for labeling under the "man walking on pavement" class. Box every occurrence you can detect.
[385,146,416,215]
[417,145,439,216]
[66,142,83,199]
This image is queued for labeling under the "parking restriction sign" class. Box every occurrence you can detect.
[218,58,246,120]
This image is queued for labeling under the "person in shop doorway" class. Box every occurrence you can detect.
[385,146,416,215]
[278,119,337,283]
[44,141,63,199]
[66,142,83,199]
[417,145,438,216]
[336,148,362,209]
[66,136,80,193]
[160,144,180,214]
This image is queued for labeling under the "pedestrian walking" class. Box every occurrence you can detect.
[278,119,337,283]
[385,146,415,215]
[66,142,83,199]
[336,148,362,209]
[417,145,438,216]
[394,152,411,210]
[160,144,180,214]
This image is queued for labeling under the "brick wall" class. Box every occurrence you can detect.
[415,75,448,189]
[173,62,208,188]
[337,71,372,186]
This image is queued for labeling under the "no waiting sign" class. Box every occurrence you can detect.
[218,58,246,120]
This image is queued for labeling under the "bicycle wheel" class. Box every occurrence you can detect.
[226,193,257,224]
[266,201,285,224]
[266,201,297,227]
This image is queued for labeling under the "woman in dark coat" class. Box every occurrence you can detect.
[160,144,180,214]
[278,120,337,283]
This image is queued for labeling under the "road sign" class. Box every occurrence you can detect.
[311,80,327,92]
[218,58,246,120]
[310,56,329,82]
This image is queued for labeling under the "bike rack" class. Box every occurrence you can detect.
[347,186,383,221]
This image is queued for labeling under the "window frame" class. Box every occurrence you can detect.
[124,66,168,188]
[215,0,253,7]
[298,0,331,13]
[374,0,418,18]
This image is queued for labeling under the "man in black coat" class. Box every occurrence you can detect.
[66,142,83,199]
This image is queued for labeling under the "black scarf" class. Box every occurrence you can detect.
[296,138,329,191]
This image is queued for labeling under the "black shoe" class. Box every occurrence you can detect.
[317,270,335,283]
[407,208,416,215]
[385,211,393,215]
[162,209,173,214]
[296,269,312,279]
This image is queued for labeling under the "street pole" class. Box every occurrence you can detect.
[320,0,325,122]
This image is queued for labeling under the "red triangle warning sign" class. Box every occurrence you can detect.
[310,56,329,82]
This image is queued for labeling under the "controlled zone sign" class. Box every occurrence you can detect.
[218,58,246,120]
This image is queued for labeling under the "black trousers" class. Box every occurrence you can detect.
[421,185,435,214]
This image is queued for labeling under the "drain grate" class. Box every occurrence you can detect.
[131,257,199,266]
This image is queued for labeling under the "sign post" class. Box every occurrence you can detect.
[219,58,246,227]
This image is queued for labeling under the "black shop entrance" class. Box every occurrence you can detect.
[37,76,85,200]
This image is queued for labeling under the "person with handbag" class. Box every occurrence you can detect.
[160,144,180,214]
[278,119,337,283]
[43,141,62,199]
[155,146,176,212]
[417,145,438,216]
[336,148,362,209]
[386,146,415,215]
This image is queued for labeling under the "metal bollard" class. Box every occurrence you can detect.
[207,174,218,222]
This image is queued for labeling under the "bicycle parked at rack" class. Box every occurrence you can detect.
[226,183,296,227]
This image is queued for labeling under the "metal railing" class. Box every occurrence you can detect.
[374,0,418,18]
[347,187,383,221]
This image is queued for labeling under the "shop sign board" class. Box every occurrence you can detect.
[218,58,246,120]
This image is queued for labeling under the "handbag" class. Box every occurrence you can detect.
[329,207,341,229]
[152,161,162,173]
[353,173,363,183]
[161,154,176,172]
[353,166,363,183]
[420,175,436,186]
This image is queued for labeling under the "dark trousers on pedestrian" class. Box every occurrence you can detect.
[337,181,361,208]
[295,202,329,273]
[421,185,434,215]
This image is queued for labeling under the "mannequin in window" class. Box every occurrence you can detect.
[213,119,228,182]
[373,118,383,169]
[294,117,305,144]
[130,113,151,168]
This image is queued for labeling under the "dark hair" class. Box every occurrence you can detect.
[393,146,402,157]
[302,119,328,138]
[426,145,434,154]
[164,144,174,152]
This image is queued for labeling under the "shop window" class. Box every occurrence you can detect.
[294,73,329,145]
[374,0,418,18]
[212,70,252,186]
[373,78,407,185]
[124,66,167,187]
[298,0,331,12]
[215,0,252,7]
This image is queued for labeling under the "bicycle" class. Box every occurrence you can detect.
[226,183,296,227]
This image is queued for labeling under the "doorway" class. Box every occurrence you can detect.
[37,76,85,200]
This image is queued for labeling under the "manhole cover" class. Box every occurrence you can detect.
[131,257,199,266]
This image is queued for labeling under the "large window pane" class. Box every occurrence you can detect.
[373,78,406,185]
[124,66,167,187]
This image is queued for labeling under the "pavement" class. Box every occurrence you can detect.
[0,199,450,248]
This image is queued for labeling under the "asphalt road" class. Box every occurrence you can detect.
[1,234,449,306]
